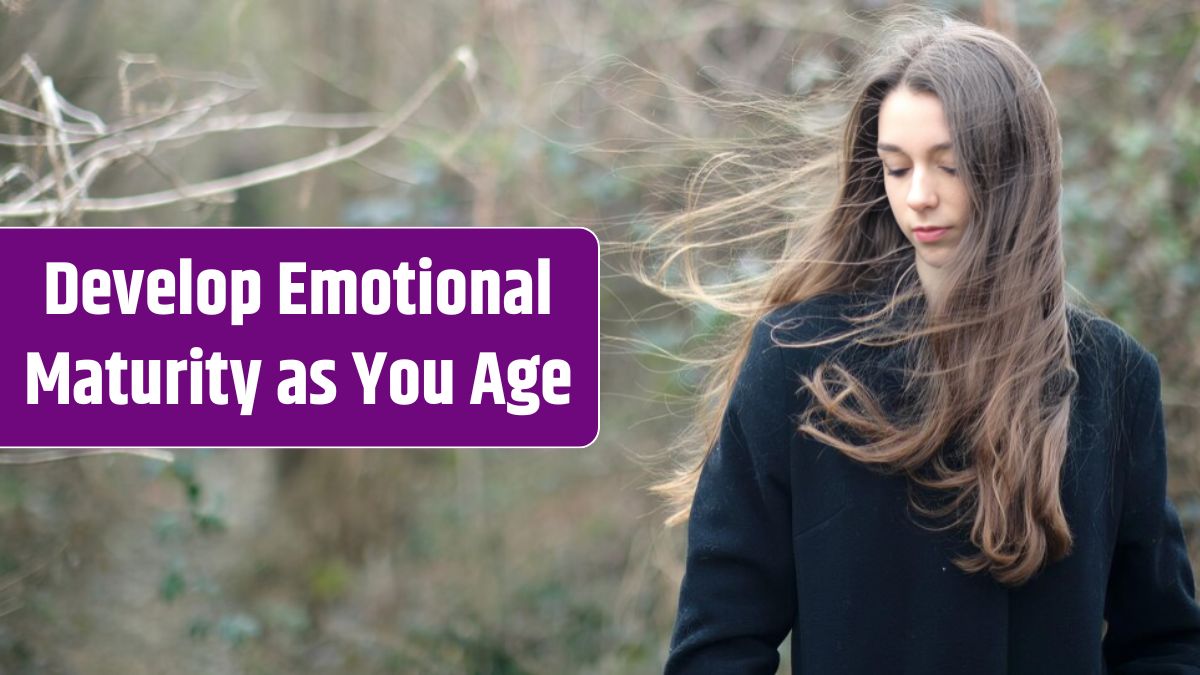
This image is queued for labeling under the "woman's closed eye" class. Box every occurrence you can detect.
[884,166,958,177]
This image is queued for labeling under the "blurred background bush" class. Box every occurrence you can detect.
[0,0,1197,673]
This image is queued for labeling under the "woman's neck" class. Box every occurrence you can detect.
[916,258,948,306]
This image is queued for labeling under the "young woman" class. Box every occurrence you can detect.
[647,10,1200,674]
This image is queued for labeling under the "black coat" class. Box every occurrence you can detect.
[664,294,1200,674]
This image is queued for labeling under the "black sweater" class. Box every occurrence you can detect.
[664,293,1200,674]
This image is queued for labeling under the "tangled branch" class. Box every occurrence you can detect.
[0,47,477,225]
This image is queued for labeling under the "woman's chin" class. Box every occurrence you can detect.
[915,248,957,270]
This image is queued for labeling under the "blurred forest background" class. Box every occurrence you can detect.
[0,0,1198,673]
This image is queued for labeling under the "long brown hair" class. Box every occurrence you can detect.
[642,8,1082,586]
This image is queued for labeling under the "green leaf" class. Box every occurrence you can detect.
[160,565,186,603]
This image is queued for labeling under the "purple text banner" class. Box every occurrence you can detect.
[0,227,599,448]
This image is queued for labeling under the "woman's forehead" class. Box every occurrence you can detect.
[876,88,955,156]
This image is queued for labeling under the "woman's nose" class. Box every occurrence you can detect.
[906,170,938,210]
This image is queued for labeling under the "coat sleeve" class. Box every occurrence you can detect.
[1103,349,1200,671]
[664,316,802,674]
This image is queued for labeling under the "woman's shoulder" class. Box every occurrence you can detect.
[732,296,858,416]
[1067,304,1157,373]
[759,292,867,340]
[737,293,870,381]
[1066,304,1161,415]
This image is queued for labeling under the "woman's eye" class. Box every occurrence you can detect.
[883,166,959,177]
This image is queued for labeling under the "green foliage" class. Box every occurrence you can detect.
[160,561,187,603]
[308,558,351,602]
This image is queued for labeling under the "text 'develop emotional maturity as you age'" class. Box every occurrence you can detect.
[0,227,599,448]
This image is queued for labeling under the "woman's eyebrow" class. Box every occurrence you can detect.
[876,141,954,155]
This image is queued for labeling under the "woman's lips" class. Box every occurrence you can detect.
[913,227,951,243]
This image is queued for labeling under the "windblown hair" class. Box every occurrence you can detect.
[643,8,1080,586]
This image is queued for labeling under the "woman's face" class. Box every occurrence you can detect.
[876,86,971,271]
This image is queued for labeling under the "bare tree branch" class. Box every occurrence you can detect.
[0,46,477,221]
[0,448,176,464]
